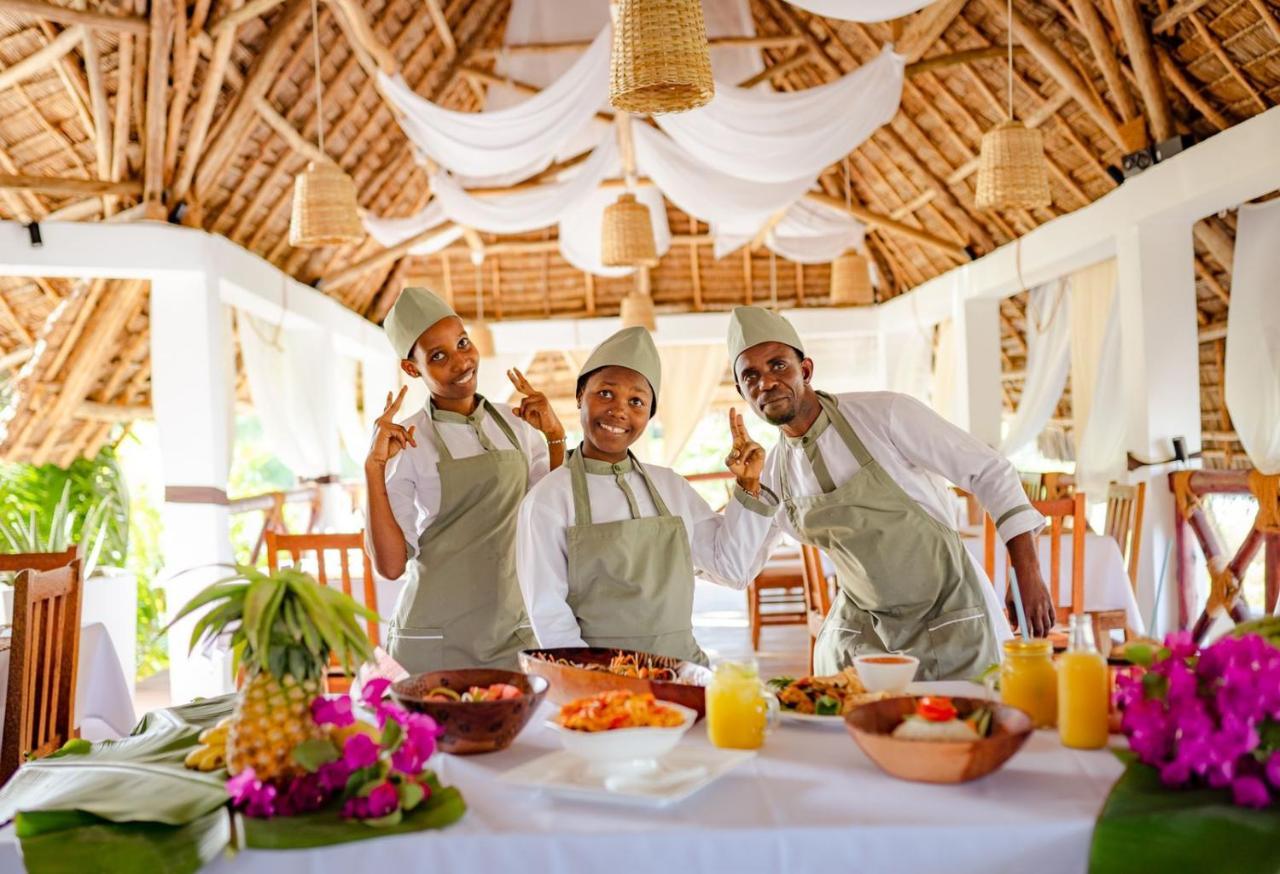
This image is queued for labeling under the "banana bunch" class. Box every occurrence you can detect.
[183,717,233,772]
[1231,615,1280,648]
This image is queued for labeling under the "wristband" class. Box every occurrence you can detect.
[547,437,566,446]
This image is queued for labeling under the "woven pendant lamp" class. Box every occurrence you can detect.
[829,251,873,306]
[289,0,362,248]
[620,289,656,331]
[610,0,713,114]
[976,0,1050,211]
[602,192,658,267]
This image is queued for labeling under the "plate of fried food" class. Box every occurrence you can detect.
[767,667,896,726]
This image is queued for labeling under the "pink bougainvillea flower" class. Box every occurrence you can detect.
[361,678,392,709]
[1232,776,1271,809]
[366,781,399,819]
[342,796,370,820]
[310,695,355,728]
[342,732,379,770]
[226,768,260,806]
[1267,752,1280,790]
[317,759,353,793]
[226,768,278,819]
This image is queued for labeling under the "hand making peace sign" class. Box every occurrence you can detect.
[508,368,565,441]
[725,407,766,495]
[367,386,417,469]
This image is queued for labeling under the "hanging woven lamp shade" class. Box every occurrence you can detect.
[975,121,1051,211]
[610,0,713,114]
[830,251,873,306]
[289,160,364,248]
[468,319,495,358]
[620,290,656,331]
[602,192,658,267]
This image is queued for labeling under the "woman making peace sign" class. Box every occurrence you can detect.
[515,327,777,665]
[366,287,564,673]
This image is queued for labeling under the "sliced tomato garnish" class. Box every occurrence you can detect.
[915,696,958,722]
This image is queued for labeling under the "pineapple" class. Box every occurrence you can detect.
[169,565,376,783]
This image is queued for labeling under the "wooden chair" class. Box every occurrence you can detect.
[1103,482,1146,591]
[799,545,832,673]
[983,494,1086,624]
[265,532,378,692]
[1018,472,1046,502]
[1,560,83,785]
[746,549,809,651]
[0,548,78,575]
[1042,472,1075,500]
[951,487,981,529]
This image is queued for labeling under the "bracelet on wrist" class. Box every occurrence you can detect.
[546,436,566,446]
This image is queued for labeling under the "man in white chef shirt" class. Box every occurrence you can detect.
[727,306,1054,681]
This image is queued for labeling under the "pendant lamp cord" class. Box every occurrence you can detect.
[310,0,326,154]
[1005,0,1014,122]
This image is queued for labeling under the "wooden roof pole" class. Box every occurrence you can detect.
[79,29,113,208]
[425,0,455,57]
[171,25,234,204]
[0,0,147,32]
[1111,0,1174,142]
[1156,45,1229,132]
[143,0,173,218]
[0,25,83,92]
[1151,0,1213,33]
[1068,0,1138,125]
[805,192,968,261]
[895,0,968,64]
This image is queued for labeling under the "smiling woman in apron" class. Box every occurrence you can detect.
[726,306,1056,681]
[365,287,565,673]
[515,327,777,666]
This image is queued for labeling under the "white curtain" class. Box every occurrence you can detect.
[655,346,726,465]
[884,326,933,405]
[932,320,957,425]
[658,46,905,184]
[715,197,865,262]
[362,200,464,255]
[805,334,882,394]
[1000,280,1071,457]
[1068,260,1118,445]
[1075,292,1126,497]
[785,0,933,22]
[1226,200,1280,474]
[559,183,673,277]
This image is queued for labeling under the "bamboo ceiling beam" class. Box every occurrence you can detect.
[1069,0,1139,125]
[327,0,397,73]
[209,0,286,36]
[1187,11,1267,114]
[164,0,212,191]
[81,29,112,188]
[320,222,459,290]
[0,173,142,196]
[1248,0,1280,43]
[424,0,455,57]
[254,95,329,164]
[905,45,1025,76]
[738,49,812,88]
[895,0,968,64]
[110,36,134,199]
[172,24,235,203]
[143,0,173,216]
[1193,258,1230,306]
[0,346,33,370]
[37,20,95,139]
[0,24,82,93]
[0,291,32,346]
[1152,0,1214,33]
[977,0,1126,150]
[805,191,968,261]
[472,34,804,60]
[1111,0,1174,142]
[749,208,788,253]
[1194,219,1235,273]
[0,0,148,32]
[1156,45,1228,131]
[457,66,615,122]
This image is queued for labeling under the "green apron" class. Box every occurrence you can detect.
[564,450,709,666]
[388,396,535,673]
[779,392,999,681]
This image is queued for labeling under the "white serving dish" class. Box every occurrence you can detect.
[545,701,697,775]
[779,709,846,728]
[853,654,919,693]
[500,745,755,808]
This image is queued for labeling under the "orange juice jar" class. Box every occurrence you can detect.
[1057,614,1110,749]
[705,661,778,749]
[1000,638,1057,728]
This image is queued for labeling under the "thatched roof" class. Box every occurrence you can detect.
[0,0,1275,467]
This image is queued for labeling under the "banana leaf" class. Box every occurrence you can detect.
[242,784,467,850]
[1090,755,1280,874]
[131,695,237,736]
[15,808,230,874]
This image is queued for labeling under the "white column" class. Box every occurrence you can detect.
[150,273,236,703]
[952,295,1004,447]
[1116,219,1203,634]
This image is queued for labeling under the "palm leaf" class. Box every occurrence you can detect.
[16,807,230,874]
[162,581,247,631]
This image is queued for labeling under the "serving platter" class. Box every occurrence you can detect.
[519,647,713,719]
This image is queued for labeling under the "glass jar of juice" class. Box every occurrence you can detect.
[705,660,779,750]
[1000,638,1057,728]
[1057,614,1110,749]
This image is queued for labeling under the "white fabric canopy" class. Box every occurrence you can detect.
[362,201,464,256]
[714,197,865,262]
[1225,199,1280,474]
[785,0,934,22]
[1000,280,1070,457]
[658,46,905,184]
[1075,292,1126,498]
[377,26,610,182]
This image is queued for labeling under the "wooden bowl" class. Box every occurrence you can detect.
[519,648,713,720]
[844,696,1033,784]
[390,669,548,755]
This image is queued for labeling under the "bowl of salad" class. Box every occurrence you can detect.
[391,668,549,755]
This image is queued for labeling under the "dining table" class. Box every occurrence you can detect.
[0,682,1124,874]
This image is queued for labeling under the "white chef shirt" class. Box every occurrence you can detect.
[746,391,1045,641]
[516,456,778,648]
[383,398,550,561]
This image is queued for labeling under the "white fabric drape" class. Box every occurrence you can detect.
[1226,199,1280,474]
[1075,292,1126,497]
[1068,260,1118,444]
[785,0,933,22]
[805,335,883,394]
[1000,280,1071,457]
[559,184,673,277]
[377,26,610,182]
[658,46,905,185]
[362,201,464,255]
[932,320,957,425]
[335,357,367,467]
[655,346,727,465]
[884,326,933,405]
[714,197,865,262]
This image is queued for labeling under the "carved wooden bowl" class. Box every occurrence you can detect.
[844,696,1033,784]
[519,647,713,720]
[391,669,548,755]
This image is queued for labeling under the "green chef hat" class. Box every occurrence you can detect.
[726,305,805,367]
[578,326,662,402]
[383,287,458,359]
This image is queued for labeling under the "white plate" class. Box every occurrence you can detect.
[500,746,756,808]
[908,680,993,699]
[779,709,846,727]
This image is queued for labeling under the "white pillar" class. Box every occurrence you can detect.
[952,295,1004,447]
[1116,219,1203,634]
[150,274,236,703]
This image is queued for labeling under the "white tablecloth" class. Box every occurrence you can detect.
[0,622,136,743]
[963,532,1145,633]
[0,689,1124,874]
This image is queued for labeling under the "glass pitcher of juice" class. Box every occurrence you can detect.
[705,660,779,750]
[1000,638,1057,728]
[1057,614,1110,749]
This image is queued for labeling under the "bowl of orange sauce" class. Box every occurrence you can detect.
[853,654,919,693]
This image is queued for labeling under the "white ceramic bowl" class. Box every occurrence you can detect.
[546,701,697,775]
[853,654,920,693]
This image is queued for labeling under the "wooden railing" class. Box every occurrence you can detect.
[229,480,366,564]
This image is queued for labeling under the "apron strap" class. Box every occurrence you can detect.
[428,395,522,462]
[815,391,874,468]
[567,450,672,526]
[632,456,673,517]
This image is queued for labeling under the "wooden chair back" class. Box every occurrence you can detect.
[265,531,379,646]
[1018,472,1046,502]
[1103,482,1146,590]
[982,492,1087,619]
[2,560,83,785]
[951,487,981,528]
[0,548,78,574]
[1042,472,1075,500]
[799,545,830,673]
